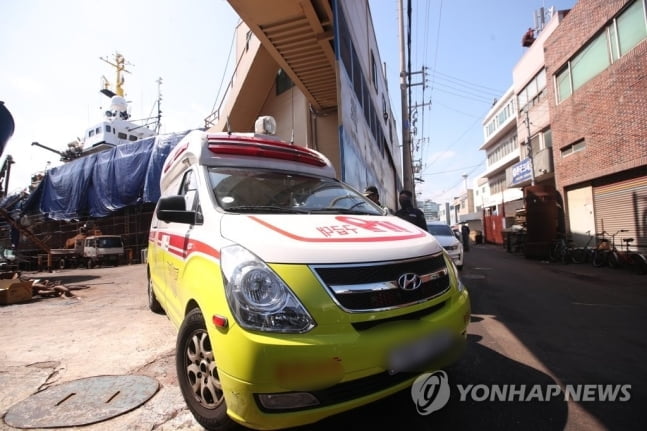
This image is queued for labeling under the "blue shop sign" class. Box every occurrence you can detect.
[511,158,532,185]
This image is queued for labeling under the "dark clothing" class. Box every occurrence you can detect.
[461,225,470,251]
[395,207,428,231]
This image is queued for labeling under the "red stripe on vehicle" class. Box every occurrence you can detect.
[157,232,220,261]
[248,216,427,242]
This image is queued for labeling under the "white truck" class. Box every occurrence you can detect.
[50,234,124,269]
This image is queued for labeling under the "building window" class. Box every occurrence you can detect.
[336,4,387,150]
[556,67,572,102]
[517,69,546,113]
[528,135,540,157]
[618,0,647,56]
[555,0,647,103]
[484,97,516,139]
[543,129,552,149]
[486,132,517,166]
[245,30,252,52]
[489,174,506,194]
[276,69,294,95]
[382,95,387,123]
[561,139,586,157]
[371,51,378,91]
[571,32,610,90]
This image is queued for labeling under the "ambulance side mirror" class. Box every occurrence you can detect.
[157,195,196,224]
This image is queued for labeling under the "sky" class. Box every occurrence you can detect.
[1,0,575,203]
[370,0,575,203]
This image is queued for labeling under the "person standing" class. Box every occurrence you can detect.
[363,186,391,215]
[461,223,471,251]
[395,190,427,231]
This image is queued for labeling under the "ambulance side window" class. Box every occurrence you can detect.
[179,170,203,224]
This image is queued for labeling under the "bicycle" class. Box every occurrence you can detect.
[608,232,647,274]
[548,234,572,264]
[570,230,595,264]
[591,231,611,268]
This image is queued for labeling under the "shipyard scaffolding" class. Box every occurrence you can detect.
[0,131,190,270]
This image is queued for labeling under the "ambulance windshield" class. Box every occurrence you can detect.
[208,168,383,215]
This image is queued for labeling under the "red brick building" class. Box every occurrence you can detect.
[544,0,647,252]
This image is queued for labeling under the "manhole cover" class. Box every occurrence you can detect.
[4,375,159,428]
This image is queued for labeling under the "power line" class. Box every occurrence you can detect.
[432,70,505,95]
[433,101,483,119]
[420,162,483,176]
[421,114,482,170]
[431,83,497,104]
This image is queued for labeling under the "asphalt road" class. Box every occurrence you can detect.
[1,245,645,430]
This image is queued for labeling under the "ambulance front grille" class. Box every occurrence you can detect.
[310,253,450,312]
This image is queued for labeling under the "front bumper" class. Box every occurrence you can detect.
[212,287,470,430]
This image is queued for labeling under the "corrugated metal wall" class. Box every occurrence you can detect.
[594,176,647,253]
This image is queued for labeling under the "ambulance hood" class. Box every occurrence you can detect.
[220,214,443,264]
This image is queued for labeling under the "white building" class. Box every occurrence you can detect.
[213,1,403,210]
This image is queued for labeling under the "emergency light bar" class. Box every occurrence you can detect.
[207,136,328,167]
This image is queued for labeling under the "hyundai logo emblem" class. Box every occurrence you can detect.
[397,273,422,291]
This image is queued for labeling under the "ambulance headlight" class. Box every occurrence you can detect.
[221,245,315,333]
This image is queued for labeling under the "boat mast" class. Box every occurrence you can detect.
[155,77,163,134]
[100,52,131,97]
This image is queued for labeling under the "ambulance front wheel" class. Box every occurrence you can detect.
[176,308,236,431]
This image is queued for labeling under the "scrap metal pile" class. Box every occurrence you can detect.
[1,271,89,300]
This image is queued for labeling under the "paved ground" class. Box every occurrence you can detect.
[0,264,203,431]
[1,246,645,430]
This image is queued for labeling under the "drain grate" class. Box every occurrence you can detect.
[4,375,159,428]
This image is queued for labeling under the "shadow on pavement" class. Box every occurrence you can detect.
[289,334,568,431]
[464,244,647,431]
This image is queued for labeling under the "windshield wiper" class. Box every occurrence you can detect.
[308,207,377,215]
[225,205,309,214]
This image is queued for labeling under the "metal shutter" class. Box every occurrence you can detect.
[593,176,647,253]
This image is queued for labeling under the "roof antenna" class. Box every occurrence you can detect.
[290,86,295,144]
[226,115,231,135]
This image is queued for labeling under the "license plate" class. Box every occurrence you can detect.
[388,330,453,374]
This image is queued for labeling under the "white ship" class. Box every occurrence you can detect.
[32,52,160,161]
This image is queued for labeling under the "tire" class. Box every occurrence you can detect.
[147,272,164,314]
[548,243,559,263]
[592,250,607,268]
[629,254,647,275]
[570,248,586,264]
[176,308,236,431]
[87,258,94,269]
[607,251,620,269]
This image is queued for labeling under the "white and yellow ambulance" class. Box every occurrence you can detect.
[147,116,470,430]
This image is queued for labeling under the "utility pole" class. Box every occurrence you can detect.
[399,0,414,196]
[524,109,536,186]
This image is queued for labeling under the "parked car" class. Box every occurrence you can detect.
[427,222,464,270]
[147,116,471,431]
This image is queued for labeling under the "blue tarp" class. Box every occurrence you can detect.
[21,131,191,220]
